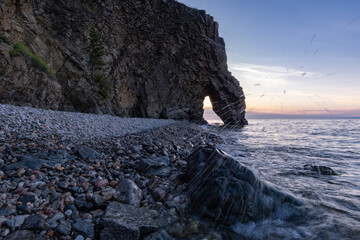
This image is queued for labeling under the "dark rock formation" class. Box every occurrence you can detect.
[185,146,304,225]
[0,0,247,126]
[304,165,337,175]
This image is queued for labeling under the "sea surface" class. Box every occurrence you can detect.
[210,119,360,240]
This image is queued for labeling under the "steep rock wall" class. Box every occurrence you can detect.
[0,0,247,126]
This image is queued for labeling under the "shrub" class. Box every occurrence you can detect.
[0,35,10,43]
[10,42,54,77]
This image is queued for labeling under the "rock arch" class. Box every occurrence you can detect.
[0,0,248,127]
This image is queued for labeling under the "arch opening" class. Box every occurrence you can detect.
[203,96,224,125]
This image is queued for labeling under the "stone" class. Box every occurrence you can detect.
[18,194,36,204]
[16,168,26,176]
[137,156,170,177]
[0,208,15,217]
[1,228,10,237]
[3,230,36,240]
[64,209,73,216]
[75,194,93,210]
[22,214,45,230]
[100,202,159,240]
[185,146,304,225]
[92,194,106,206]
[152,188,166,201]
[72,219,94,239]
[114,178,142,207]
[144,230,174,240]
[1,156,44,171]
[167,223,184,237]
[101,188,116,201]
[5,215,26,229]
[74,235,85,240]
[77,146,100,160]
[47,212,65,227]
[95,178,108,189]
[56,220,71,235]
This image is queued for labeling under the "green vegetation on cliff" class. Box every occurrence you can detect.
[89,24,105,69]
[0,35,10,43]
[10,42,54,77]
[89,24,110,99]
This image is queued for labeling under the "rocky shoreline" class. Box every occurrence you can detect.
[0,104,224,239]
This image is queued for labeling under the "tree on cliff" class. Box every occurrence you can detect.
[89,24,105,70]
[88,24,110,99]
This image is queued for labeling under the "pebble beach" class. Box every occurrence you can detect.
[0,104,222,239]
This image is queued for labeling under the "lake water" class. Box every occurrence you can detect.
[208,119,360,240]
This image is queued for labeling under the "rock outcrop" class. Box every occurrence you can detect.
[0,0,247,126]
[185,146,304,225]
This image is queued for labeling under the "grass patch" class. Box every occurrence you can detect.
[0,35,10,44]
[10,42,54,77]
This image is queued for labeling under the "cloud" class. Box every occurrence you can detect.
[229,63,325,84]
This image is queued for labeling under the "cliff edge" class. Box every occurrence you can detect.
[0,0,247,126]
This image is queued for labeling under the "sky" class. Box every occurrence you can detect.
[178,0,360,118]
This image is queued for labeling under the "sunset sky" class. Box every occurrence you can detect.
[179,0,360,118]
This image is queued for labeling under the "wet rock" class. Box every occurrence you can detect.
[77,146,100,160]
[137,156,170,177]
[185,146,303,225]
[115,178,142,207]
[304,165,337,175]
[100,202,158,240]
[72,219,94,239]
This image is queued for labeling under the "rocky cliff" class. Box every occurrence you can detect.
[0,0,247,126]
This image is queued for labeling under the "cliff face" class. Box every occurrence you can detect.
[0,0,247,126]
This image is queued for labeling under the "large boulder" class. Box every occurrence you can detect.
[185,146,304,225]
